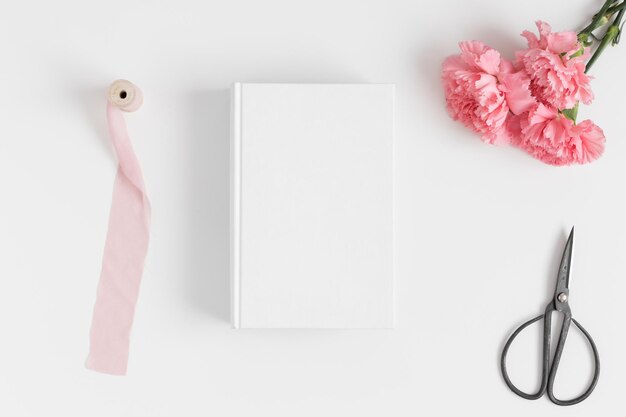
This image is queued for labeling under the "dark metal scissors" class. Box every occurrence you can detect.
[500,227,600,406]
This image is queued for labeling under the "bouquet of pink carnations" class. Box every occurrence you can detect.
[442,0,625,165]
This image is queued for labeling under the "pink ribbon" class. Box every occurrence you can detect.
[86,88,151,375]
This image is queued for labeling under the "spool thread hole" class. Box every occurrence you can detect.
[119,90,128,99]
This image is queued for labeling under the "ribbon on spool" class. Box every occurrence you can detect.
[86,80,151,375]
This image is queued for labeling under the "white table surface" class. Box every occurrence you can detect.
[1,0,623,415]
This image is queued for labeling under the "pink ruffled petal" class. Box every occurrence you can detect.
[571,120,605,164]
[459,41,501,75]
[499,71,536,115]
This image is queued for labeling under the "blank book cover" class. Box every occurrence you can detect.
[231,83,394,329]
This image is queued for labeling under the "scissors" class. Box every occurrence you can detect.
[500,227,600,406]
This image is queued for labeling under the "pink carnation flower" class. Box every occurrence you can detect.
[570,119,606,164]
[516,21,593,110]
[510,104,605,165]
[442,41,534,144]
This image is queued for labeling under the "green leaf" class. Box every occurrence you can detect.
[562,103,579,123]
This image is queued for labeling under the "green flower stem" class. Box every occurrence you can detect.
[579,0,620,36]
[606,1,626,15]
[565,1,625,120]
[586,23,620,71]
[611,7,626,44]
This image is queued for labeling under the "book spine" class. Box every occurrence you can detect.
[230,83,242,328]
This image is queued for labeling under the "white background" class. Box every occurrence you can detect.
[1,0,624,415]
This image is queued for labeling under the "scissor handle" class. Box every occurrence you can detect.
[501,309,600,406]
[547,317,600,406]
[501,313,551,400]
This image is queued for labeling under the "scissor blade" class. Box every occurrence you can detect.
[555,227,574,296]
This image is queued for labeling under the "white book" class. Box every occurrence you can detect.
[231,83,394,329]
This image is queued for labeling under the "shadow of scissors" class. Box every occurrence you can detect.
[500,227,600,406]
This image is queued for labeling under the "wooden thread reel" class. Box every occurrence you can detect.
[108,79,143,112]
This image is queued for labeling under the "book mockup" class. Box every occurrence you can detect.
[231,83,394,328]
